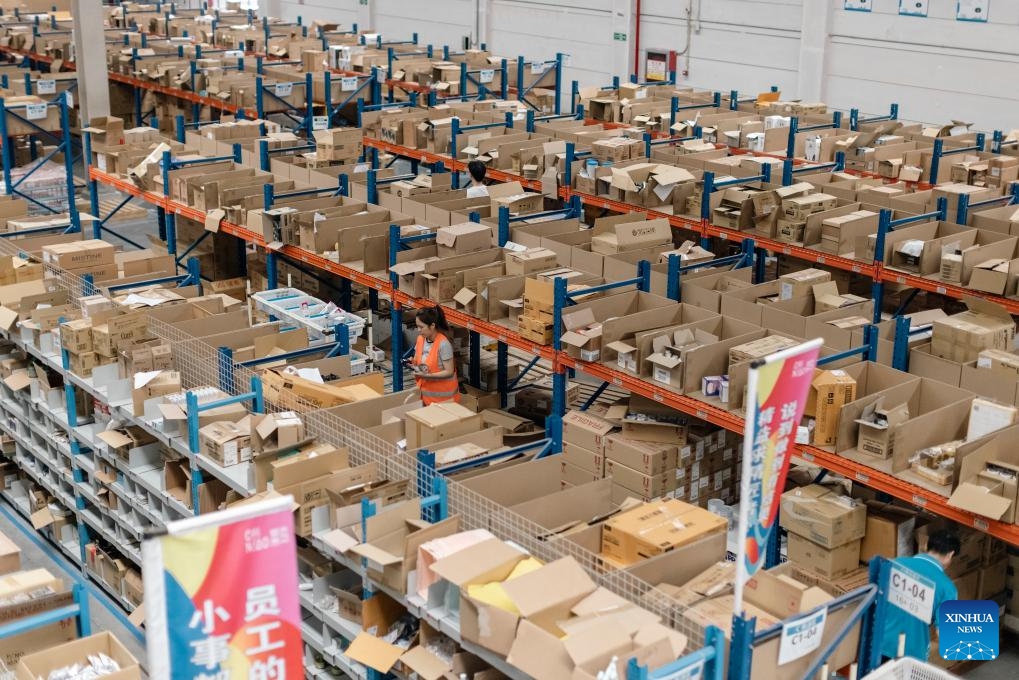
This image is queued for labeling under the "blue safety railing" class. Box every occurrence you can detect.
[849,103,899,132]
[928,132,986,186]
[781,151,847,186]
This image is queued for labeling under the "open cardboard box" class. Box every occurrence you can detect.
[349,500,460,594]
[948,423,1019,524]
[15,631,140,680]
[839,377,974,495]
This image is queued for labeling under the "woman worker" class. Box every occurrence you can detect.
[411,307,461,405]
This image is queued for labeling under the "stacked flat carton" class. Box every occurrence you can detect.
[779,485,866,579]
[42,240,118,284]
[517,278,556,344]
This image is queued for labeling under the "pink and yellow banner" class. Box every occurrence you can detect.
[143,495,302,679]
[734,339,823,615]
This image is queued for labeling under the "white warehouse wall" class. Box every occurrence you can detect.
[260,0,1019,130]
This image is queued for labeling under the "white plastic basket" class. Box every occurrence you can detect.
[251,287,366,343]
[862,658,963,680]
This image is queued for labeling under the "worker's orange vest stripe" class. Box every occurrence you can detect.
[414,332,460,405]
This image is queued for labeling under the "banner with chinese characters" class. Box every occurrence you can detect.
[142,495,302,679]
[733,338,823,616]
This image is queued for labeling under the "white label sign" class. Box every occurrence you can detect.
[25,103,47,120]
[36,79,56,94]
[312,116,329,131]
[778,608,827,665]
[479,69,494,84]
[530,62,544,75]
[274,82,293,97]
[224,49,244,58]
[889,563,936,624]
[65,92,73,108]
[341,76,358,92]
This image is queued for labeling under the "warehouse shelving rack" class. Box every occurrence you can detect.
[0,92,77,216]
[83,122,1019,545]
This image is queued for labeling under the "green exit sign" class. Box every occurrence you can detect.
[613,32,627,41]
[359,0,368,4]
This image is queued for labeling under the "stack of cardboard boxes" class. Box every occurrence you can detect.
[518,278,556,344]
[560,408,742,507]
[59,309,151,378]
[780,484,867,579]
[42,240,118,284]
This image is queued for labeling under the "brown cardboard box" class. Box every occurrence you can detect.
[59,318,92,354]
[0,532,20,575]
[199,420,252,467]
[501,556,597,635]
[786,533,862,579]
[810,370,857,446]
[41,240,115,269]
[978,559,1007,598]
[854,400,909,459]
[251,412,306,452]
[590,218,672,255]
[15,632,140,680]
[605,459,674,499]
[604,435,678,475]
[426,537,529,655]
[562,410,615,453]
[860,503,916,562]
[976,349,1019,378]
[435,222,492,257]
[931,297,1016,363]
[132,371,182,416]
[562,442,605,475]
[405,403,483,450]
[601,499,726,564]
[779,485,866,548]
[505,247,558,276]
[779,268,831,300]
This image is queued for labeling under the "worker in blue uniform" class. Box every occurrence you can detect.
[881,529,960,661]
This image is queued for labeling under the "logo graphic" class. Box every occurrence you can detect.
[938,600,999,661]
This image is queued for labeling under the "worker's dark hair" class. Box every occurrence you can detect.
[927,529,961,557]
[417,306,450,333]
[468,160,487,183]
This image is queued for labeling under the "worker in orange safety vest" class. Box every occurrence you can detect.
[411,307,461,405]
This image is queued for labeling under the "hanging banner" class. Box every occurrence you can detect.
[142,495,302,679]
[733,338,823,615]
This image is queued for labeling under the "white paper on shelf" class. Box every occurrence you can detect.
[296,368,324,383]
[134,371,162,389]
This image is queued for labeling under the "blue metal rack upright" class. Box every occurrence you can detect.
[627,625,725,680]
[549,262,652,451]
[0,92,78,219]
[183,376,264,514]
[869,199,949,325]
[928,133,987,187]
[849,104,899,132]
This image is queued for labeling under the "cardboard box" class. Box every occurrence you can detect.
[968,258,1013,295]
[251,412,306,452]
[0,531,20,574]
[854,400,909,459]
[132,371,182,417]
[59,318,92,354]
[562,410,615,453]
[501,556,597,635]
[590,218,672,255]
[15,631,140,680]
[931,298,1016,364]
[978,559,1007,599]
[605,459,674,499]
[505,247,558,276]
[604,435,677,475]
[779,268,831,301]
[435,222,492,257]
[601,499,726,564]
[41,240,115,269]
[779,485,866,548]
[405,402,483,450]
[976,349,1019,378]
[199,420,252,466]
[810,370,857,446]
[859,503,916,562]
[786,533,862,579]
[562,442,605,476]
